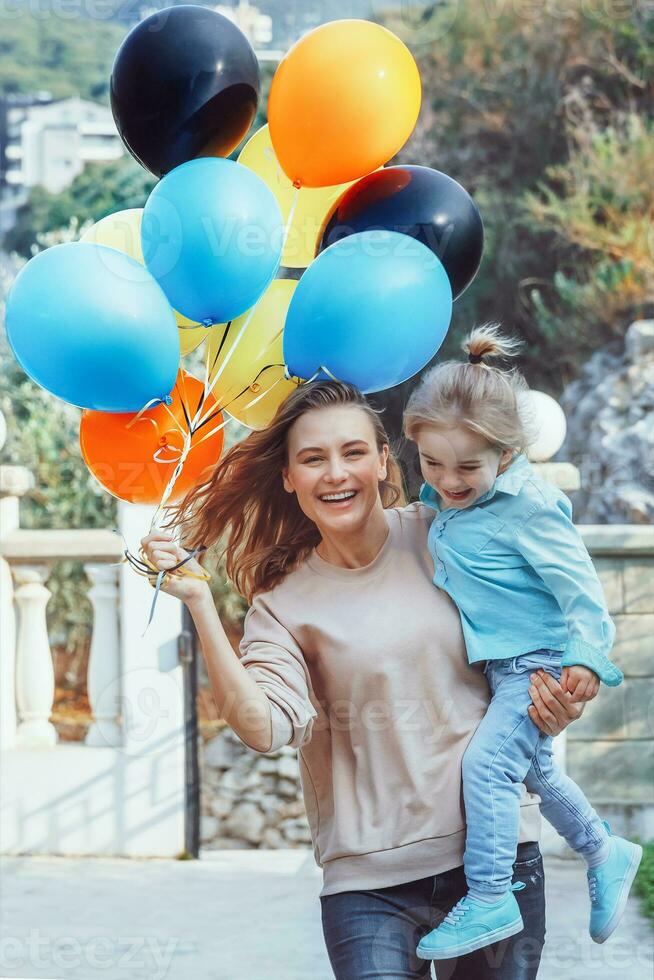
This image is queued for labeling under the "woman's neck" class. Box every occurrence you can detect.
[315,504,390,569]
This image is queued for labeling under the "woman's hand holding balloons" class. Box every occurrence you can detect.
[139,531,211,607]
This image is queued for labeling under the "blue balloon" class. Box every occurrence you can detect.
[283,231,453,393]
[5,242,179,412]
[141,157,284,324]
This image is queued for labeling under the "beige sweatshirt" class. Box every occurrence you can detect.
[237,502,541,897]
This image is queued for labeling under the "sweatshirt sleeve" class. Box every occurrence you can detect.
[513,494,623,687]
[237,592,318,754]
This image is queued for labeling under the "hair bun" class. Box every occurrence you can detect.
[468,352,484,364]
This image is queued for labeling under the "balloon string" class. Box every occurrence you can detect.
[282,364,339,384]
[195,321,231,425]
[175,370,193,432]
[113,529,210,634]
[192,360,289,434]
[125,395,173,432]
[129,184,302,628]
[192,185,300,433]
[282,185,300,245]
[192,306,258,430]
[149,430,193,531]
[191,375,288,449]
[263,143,284,189]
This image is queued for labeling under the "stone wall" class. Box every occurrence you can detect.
[199,526,654,850]
[568,526,654,840]
[561,319,654,524]
[199,726,311,850]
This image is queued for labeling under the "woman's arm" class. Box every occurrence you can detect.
[142,531,274,753]
[188,588,275,753]
[527,669,585,736]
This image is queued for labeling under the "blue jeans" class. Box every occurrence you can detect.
[320,841,545,979]
[463,650,608,898]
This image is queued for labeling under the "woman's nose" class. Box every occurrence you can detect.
[325,457,347,481]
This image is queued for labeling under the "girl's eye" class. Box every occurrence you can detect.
[461,466,480,472]
[346,449,364,457]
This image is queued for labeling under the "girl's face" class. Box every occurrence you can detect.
[282,405,389,537]
[416,424,513,509]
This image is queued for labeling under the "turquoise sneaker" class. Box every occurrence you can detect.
[588,822,643,944]
[416,882,525,960]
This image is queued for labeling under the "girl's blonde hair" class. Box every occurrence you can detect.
[167,380,405,602]
[404,323,537,453]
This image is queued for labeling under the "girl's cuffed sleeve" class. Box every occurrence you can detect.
[514,496,623,687]
[237,593,318,754]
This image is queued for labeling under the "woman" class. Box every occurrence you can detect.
[142,381,583,979]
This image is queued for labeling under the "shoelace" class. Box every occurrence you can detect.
[588,873,599,904]
[444,899,471,926]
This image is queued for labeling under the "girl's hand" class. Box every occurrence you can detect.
[140,530,211,607]
[561,665,600,704]
[528,670,585,736]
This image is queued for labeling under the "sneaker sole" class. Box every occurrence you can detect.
[592,843,643,945]
[416,917,524,960]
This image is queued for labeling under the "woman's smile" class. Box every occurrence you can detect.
[318,489,359,507]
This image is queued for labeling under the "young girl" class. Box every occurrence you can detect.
[404,324,642,961]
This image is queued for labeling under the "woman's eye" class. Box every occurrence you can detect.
[304,456,322,464]
[461,466,480,472]
[346,450,364,457]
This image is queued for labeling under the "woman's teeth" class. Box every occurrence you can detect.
[320,491,357,502]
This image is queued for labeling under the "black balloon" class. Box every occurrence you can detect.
[318,166,484,299]
[110,5,260,178]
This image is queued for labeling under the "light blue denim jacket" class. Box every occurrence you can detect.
[419,453,623,686]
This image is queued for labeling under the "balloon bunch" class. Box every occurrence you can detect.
[5,10,484,598]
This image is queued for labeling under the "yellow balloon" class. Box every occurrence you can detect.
[206,279,300,430]
[238,125,356,269]
[81,209,207,356]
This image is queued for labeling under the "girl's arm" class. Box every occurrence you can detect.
[513,497,623,688]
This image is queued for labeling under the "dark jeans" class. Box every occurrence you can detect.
[320,841,545,979]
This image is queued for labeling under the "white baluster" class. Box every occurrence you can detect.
[0,558,17,749]
[84,563,121,747]
[13,564,57,747]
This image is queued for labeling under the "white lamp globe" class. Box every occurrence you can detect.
[521,390,567,463]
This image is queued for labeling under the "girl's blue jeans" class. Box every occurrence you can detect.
[463,649,608,899]
[321,841,545,979]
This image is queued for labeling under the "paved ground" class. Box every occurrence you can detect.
[0,850,651,980]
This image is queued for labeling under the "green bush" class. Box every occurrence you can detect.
[634,840,654,924]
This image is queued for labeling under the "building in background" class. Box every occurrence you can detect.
[215,0,273,48]
[0,95,123,234]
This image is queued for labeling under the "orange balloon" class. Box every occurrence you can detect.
[268,20,421,188]
[80,370,224,504]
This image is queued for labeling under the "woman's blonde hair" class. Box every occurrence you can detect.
[167,380,405,602]
[404,323,537,453]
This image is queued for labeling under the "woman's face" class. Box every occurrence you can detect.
[283,405,389,537]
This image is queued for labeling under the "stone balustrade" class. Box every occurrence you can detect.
[0,467,187,856]
[0,520,123,750]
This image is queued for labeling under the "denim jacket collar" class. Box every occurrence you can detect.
[419,454,532,513]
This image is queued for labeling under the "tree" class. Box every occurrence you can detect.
[5,157,156,256]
